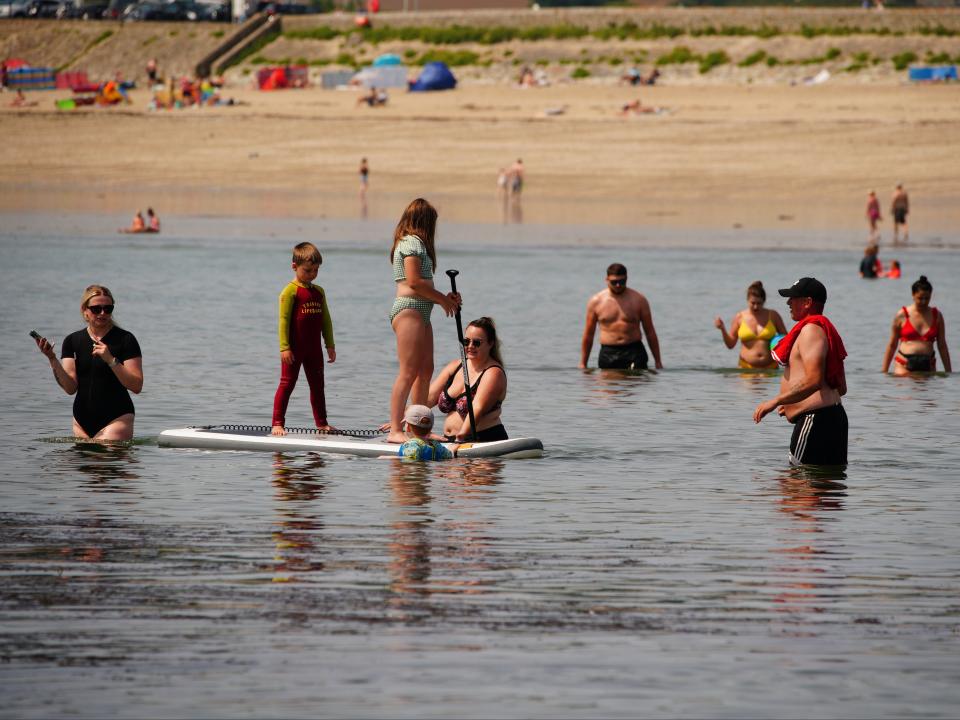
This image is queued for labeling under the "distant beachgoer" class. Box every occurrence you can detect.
[754,278,848,466]
[429,316,508,442]
[620,67,642,85]
[620,98,665,116]
[272,242,336,436]
[146,58,158,84]
[882,275,951,375]
[642,68,660,85]
[866,190,881,240]
[357,87,387,107]
[496,167,507,193]
[387,198,461,444]
[891,183,909,244]
[885,260,901,279]
[859,245,880,278]
[359,157,369,195]
[397,405,454,461]
[715,281,788,369]
[32,284,143,441]
[120,211,146,234]
[10,89,37,108]
[509,158,524,196]
[580,263,663,370]
[146,207,160,233]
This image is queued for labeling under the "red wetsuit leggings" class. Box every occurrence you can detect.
[272,354,327,428]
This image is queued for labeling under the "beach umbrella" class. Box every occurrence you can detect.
[373,53,402,67]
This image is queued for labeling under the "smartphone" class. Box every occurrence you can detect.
[30,330,42,340]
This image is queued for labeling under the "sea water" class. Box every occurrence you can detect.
[1,214,958,718]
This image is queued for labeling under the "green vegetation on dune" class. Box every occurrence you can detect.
[282,21,959,46]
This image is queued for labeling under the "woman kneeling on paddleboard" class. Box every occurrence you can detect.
[429,316,508,442]
[32,284,144,441]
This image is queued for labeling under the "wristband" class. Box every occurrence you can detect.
[109,358,120,368]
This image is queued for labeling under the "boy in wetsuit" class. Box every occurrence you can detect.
[272,242,336,436]
[398,405,454,461]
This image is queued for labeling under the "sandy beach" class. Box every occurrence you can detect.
[2,7,959,237]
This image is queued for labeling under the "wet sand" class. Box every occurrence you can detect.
[2,82,958,234]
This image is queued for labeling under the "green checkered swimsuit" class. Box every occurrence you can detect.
[390,234,435,325]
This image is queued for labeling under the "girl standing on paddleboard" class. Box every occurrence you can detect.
[387,198,460,444]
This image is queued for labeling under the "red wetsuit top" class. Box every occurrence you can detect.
[900,307,938,342]
[278,281,334,355]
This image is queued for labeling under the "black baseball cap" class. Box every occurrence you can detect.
[778,277,827,303]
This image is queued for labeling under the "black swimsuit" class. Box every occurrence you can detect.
[437,364,508,441]
[62,327,141,436]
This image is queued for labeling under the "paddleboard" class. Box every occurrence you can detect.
[158,426,543,459]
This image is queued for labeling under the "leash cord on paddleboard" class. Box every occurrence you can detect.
[194,424,385,438]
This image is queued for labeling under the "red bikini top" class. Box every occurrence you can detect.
[900,306,939,342]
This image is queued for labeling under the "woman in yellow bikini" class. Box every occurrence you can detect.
[714,281,787,369]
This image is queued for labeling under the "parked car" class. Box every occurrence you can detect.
[124,0,194,20]
[193,0,228,20]
[26,0,63,17]
[0,0,32,17]
[255,1,310,15]
[56,0,108,17]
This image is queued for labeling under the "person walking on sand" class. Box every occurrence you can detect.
[387,198,461,444]
[754,278,848,466]
[509,158,524,197]
[359,158,369,197]
[866,190,881,241]
[891,183,909,244]
[272,242,336,436]
[580,263,662,370]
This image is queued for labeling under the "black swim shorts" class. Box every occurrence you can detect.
[789,404,848,466]
[598,341,649,370]
[893,208,907,224]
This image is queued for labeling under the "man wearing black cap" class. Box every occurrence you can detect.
[754,277,848,465]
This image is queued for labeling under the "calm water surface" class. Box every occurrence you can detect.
[1,214,959,718]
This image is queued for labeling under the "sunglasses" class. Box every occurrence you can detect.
[462,338,484,348]
[608,278,627,287]
[86,304,114,315]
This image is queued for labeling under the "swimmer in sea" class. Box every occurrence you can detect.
[715,280,787,369]
[881,275,951,375]
[580,262,662,370]
[32,284,144,441]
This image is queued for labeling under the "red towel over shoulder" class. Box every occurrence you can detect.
[771,315,847,395]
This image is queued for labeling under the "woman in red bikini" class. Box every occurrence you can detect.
[882,275,952,375]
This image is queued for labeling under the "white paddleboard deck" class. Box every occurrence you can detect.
[158,426,543,459]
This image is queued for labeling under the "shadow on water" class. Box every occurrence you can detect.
[41,444,142,492]
[270,452,328,582]
[763,465,849,626]
[386,459,504,614]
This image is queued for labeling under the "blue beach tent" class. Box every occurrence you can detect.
[907,65,957,82]
[409,62,457,92]
[373,53,402,67]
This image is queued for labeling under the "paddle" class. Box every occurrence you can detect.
[446,269,478,442]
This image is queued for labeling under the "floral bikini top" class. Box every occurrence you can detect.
[437,364,504,418]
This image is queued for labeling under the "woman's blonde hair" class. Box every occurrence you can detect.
[80,284,116,320]
[390,198,438,270]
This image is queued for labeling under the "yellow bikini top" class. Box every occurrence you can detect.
[738,314,777,342]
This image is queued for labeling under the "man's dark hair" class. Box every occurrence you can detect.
[607,263,627,277]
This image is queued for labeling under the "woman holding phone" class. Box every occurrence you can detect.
[33,285,144,441]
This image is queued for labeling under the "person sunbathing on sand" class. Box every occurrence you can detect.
[119,211,146,234]
[619,99,667,116]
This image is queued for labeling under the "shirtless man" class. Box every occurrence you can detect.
[891,183,909,244]
[580,263,662,370]
[753,278,848,466]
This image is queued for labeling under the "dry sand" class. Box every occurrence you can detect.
[2,79,958,236]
